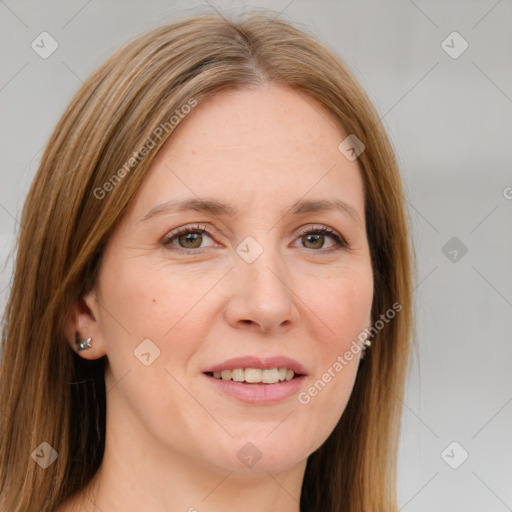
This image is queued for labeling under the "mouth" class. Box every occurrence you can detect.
[202,356,308,404]
[204,367,304,385]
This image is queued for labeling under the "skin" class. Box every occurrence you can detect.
[62,83,374,512]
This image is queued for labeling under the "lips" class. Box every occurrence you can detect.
[202,355,308,403]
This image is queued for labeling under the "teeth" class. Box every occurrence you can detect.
[211,367,296,384]
[231,368,245,382]
[245,368,262,383]
[262,368,279,384]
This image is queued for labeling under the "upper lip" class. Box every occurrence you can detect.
[204,355,308,376]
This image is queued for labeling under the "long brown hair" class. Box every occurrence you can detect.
[0,11,414,511]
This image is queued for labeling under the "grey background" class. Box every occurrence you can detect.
[1,1,511,510]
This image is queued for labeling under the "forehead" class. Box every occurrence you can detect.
[130,84,365,220]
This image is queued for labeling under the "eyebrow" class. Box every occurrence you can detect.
[140,197,363,225]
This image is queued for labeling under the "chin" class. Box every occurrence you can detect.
[208,431,314,474]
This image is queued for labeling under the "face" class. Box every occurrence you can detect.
[76,84,373,475]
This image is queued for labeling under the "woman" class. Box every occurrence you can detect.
[0,11,414,512]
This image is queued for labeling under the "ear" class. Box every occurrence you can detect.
[65,290,107,360]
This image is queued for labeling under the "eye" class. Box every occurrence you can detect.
[162,224,217,251]
[162,224,348,254]
[292,225,348,251]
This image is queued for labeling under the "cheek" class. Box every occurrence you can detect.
[313,266,373,349]
[291,266,372,445]
[97,260,213,441]
[98,258,229,394]
[99,257,210,343]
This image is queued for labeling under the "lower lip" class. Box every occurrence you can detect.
[204,374,306,404]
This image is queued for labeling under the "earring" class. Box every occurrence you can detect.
[75,332,92,352]
[360,335,372,360]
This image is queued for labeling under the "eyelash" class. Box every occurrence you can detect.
[161,223,349,253]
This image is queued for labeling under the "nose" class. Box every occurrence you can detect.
[223,244,300,334]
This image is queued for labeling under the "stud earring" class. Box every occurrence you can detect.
[75,332,92,352]
[360,335,372,360]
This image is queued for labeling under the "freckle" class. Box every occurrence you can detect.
[152,298,156,303]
